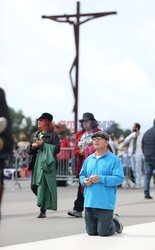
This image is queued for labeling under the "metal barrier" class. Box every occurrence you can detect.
[119,154,136,189]
[56,147,76,179]
[11,147,77,188]
[5,147,138,189]
[13,147,30,188]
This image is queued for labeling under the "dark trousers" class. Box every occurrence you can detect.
[73,183,84,212]
[85,208,119,236]
[144,161,154,197]
[31,182,46,213]
[0,162,5,220]
[0,168,4,205]
[0,182,3,220]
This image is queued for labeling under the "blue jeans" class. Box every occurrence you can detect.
[144,161,154,197]
[85,208,119,236]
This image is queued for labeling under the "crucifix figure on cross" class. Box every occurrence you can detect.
[42,2,117,132]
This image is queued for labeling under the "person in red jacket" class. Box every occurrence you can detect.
[57,131,71,161]
[57,131,71,186]
[68,112,100,217]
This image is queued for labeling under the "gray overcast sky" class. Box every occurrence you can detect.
[0,0,155,132]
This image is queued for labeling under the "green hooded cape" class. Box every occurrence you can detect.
[32,143,57,210]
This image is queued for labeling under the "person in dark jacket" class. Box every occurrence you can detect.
[27,112,60,218]
[68,112,100,217]
[0,88,13,219]
[142,119,155,199]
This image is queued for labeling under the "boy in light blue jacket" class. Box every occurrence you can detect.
[79,131,124,236]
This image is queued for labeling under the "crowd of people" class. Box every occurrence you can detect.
[0,86,155,237]
[4,114,155,196]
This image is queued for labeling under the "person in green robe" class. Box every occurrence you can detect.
[32,143,57,211]
[27,113,60,218]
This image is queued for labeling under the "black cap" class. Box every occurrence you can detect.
[79,112,96,123]
[91,131,110,141]
[37,113,53,121]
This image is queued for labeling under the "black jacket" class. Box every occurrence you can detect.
[142,125,155,167]
[0,88,13,157]
[27,130,60,170]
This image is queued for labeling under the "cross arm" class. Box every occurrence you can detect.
[42,11,117,25]
[79,12,117,25]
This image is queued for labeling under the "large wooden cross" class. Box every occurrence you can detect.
[42,2,117,132]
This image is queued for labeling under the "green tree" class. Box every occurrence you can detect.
[123,129,131,138]
[106,122,131,139]
[9,107,37,139]
[54,123,71,136]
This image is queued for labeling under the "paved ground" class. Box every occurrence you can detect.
[0,179,155,247]
[1,222,155,250]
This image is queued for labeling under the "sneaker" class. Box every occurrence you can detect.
[37,212,46,218]
[113,214,123,234]
[145,196,153,199]
[0,117,7,134]
[68,209,82,217]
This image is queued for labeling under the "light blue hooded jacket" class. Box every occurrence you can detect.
[79,151,124,210]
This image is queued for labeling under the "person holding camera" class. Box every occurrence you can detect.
[68,112,100,217]
[124,123,144,188]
